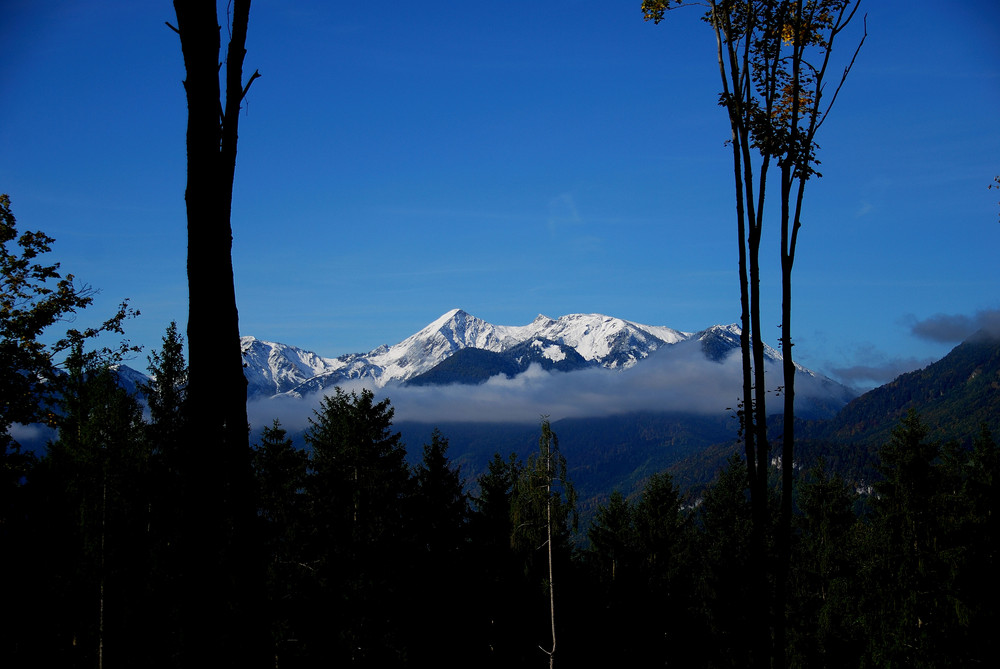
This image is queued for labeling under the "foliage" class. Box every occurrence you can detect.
[301,387,413,665]
[29,356,154,667]
[1,193,138,445]
[641,5,865,663]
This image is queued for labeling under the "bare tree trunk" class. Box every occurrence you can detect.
[172,1,261,665]
[710,5,771,666]
[546,463,556,669]
[98,473,106,669]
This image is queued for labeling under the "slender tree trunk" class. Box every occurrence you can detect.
[711,5,771,666]
[98,471,106,669]
[546,461,556,669]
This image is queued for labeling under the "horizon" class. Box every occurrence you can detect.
[2,1,998,392]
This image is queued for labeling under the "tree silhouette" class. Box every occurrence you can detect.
[169,1,262,665]
[642,3,865,663]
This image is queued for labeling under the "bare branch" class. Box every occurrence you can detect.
[241,69,261,103]
[815,14,867,134]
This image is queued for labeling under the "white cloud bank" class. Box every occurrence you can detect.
[248,339,846,434]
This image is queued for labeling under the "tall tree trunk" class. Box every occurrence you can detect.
[172,1,261,665]
[710,5,771,666]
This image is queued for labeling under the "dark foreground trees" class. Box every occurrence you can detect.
[3,360,996,668]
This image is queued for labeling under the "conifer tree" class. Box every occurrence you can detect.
[409,428,474,668]
[42,352,151,667]
[694,454,755,668]
[251,419,308,665]
[789,458,862,667]
[303,388,412,664]
[470,451,526,665]
[864,410,950,666]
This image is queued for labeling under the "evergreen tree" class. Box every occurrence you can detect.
[251,419,308,665]
[863,410,955,666]
[588,491,636,589]
[693,454,756,668]
[140,321,188,665]
[408,428,474,667]
[470,451,528,666]
[585,473,692,665]
[586,490,641,664]
[142,321,187,460]
[37,353,152,667]
[303,387,413,665]
[957,425,998,662]
[633,471,690,662]
[788,458,862,668]
[412,428,468,556]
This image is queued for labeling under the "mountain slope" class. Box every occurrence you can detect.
[405,337,592,386]
[816,330,1000,446]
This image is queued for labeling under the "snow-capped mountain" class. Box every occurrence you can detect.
[241,337,346,398]
[246,309,696,399]
[110,309,852,419]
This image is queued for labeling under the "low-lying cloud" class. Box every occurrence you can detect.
[247,339,847,433]
[906,308,1000,343]
[824,341,934,390]
[829,357,932,389]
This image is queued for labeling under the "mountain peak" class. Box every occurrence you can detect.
[429,308,469,327]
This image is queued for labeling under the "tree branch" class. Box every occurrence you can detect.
[815,13,867,134]
[241,69,261,103]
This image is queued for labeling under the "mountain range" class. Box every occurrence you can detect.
[238,308,853,413]
[96,311,1000,513]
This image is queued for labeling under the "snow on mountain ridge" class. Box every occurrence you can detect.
[240,310,813,399]
[240,336,345,397]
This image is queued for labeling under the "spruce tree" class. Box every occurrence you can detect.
[303,388,412,664]
[409,428,474,667]
[470,452,526,665]
[251,419,308,665]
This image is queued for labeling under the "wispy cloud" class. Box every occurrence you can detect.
[828,357,932,390]
[823,341,935,391]
[904,308,1000,343]
[547,192,581,235]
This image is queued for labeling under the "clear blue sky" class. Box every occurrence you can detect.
[2,1,998,391]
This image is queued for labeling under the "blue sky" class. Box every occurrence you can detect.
[2,1,998,391]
